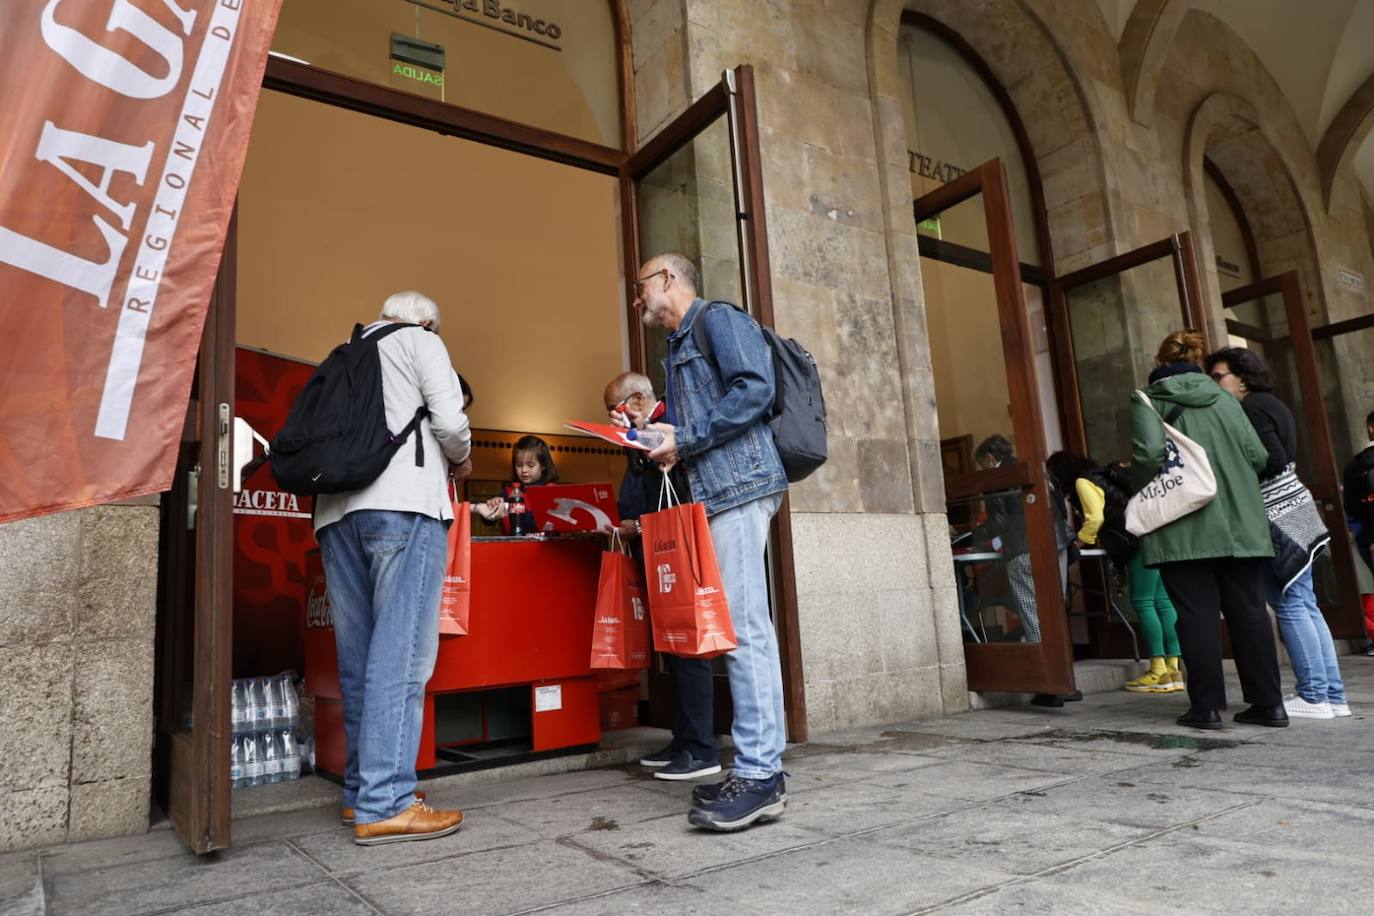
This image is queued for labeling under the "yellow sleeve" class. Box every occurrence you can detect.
[1075,478,1105,544]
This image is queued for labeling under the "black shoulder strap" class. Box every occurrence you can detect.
[1164,403,1185,425]
[361,322,429,466]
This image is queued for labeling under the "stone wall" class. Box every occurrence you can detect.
[0,502,159,851]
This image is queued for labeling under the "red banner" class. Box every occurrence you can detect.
[0,0,283,523]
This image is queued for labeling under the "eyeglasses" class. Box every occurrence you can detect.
[631,268,671,296]
[1209,371,1234,383]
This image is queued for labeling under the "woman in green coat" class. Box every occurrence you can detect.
[1127,330,1285,730]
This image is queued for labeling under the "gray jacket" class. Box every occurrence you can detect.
[313,322,471,533]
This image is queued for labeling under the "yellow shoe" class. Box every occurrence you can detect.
[1163,669,1185,693]
[1124,669,1173,693]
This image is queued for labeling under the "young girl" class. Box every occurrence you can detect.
[500,435,559,535]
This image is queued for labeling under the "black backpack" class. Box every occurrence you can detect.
[270,323,430,496]
[692,301,828,483]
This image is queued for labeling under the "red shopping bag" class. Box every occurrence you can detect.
[589,532,651,669]
[640,474,736,658]
[439,502,471,637]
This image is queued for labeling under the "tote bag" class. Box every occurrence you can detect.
[589,531,652,670]
[438,501,472,637]
[640,472,738,658]
[1124,390,1217,536]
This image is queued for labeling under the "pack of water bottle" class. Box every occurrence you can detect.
[229,673,302,790]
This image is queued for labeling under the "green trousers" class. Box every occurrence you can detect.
[1127,550,1181,658]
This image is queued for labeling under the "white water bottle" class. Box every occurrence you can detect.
[265,677,287,731]
[250,678,270,732]
[230,680,249,735]
[263,731,283,784]
[281,731,301,781]
[280,674,300,729]
[230,735,247,790]
[243,732,264,787]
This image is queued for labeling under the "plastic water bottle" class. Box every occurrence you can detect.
[281,731,301,781]
[280,674,300,729]
[266,677,287,731]
[230,679,249,735]
[243,732,264,787]
[627,427,664,451]
[250,678,270,732]
[230,735,247,790]
[263,731,283,784]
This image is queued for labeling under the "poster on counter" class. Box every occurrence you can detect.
[234,346,315,677]
[0,0,283,523]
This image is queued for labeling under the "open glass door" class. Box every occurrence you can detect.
[919,160,1074,694]
[1046,234,1206,659]
[1221,272,1365,637]
[154,222,236,854]
[621,66,807,739]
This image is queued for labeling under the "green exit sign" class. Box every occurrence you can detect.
[917,216,941,235]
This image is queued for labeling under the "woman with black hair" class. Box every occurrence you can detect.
[1204,347,1349,719]
[1046,451,1182,694]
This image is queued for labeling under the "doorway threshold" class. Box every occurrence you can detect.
[968,659,1143,710]
[229,726,669,821]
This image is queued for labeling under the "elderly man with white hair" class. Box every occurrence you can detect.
[314,290,472,846]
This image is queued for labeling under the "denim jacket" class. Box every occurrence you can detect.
[665,299,787,516]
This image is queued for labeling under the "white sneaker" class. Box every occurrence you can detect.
[1283,694,1335,719]
[1330,702,1352,717]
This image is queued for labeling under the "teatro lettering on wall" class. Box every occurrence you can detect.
[0,0,283,522]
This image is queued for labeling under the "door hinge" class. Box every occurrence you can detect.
[216,403,231,490]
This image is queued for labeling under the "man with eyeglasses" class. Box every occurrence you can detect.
[602,371,721,781]
[629,251,790,832]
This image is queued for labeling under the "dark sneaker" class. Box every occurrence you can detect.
[687,773,786,832]
[638,743,677,768]
[653,751,721,781]
[693,774,790,806]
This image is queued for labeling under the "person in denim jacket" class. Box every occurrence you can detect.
[634,251,789,832]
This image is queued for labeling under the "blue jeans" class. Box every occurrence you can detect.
[1265,565,1346,705]
[708,492,785,780]
[317,510,446,825]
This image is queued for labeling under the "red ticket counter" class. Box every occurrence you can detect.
[304,536,604,777]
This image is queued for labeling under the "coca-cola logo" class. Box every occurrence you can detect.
[305,582,332,629]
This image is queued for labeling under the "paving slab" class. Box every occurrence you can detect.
[859,758,1078,802]
[287,811,543,878]
[344,839,641,916]
[43,841,324,916]
[165,880,378,916]
[691,836,1020,916]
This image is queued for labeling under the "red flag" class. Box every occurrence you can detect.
[0,0,284,522]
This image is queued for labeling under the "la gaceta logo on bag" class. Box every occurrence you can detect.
[656,563,677,593]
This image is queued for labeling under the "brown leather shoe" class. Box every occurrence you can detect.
[353,800,462,846]
[341,789,425,826]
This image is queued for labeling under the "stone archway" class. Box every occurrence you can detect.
[1182,91,1327,342]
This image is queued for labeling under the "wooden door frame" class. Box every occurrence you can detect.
[163,216,236,854]
[621,66,808,740]
[917,161,1076,695]
[1222,271,1365,637]
[1047,232,1207,461]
